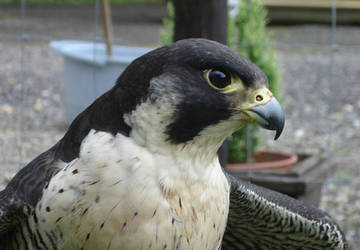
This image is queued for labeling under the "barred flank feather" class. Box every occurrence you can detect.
[222,173,348,249]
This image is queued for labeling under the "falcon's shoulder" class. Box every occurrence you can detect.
[222,172,348,249]
[0,86,132,238]
[0,145,61,236]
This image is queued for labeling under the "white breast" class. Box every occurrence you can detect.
[35,130,230,250]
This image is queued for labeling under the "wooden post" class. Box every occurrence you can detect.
[173,0,228,44]
[100,0,114,57]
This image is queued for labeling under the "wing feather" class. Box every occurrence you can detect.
[0,146,61,236]
[222,172,348,249]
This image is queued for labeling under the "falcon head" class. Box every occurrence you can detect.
[61,39,284,162]
[116,39,284,156]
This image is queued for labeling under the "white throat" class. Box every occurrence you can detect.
[123,91,243,177]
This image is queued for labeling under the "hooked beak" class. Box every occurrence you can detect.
[246,97,285,140]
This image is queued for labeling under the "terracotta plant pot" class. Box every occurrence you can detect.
[227,151,298,171]
[226,153,333,207]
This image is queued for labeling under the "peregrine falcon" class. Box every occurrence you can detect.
[0,39,347,249]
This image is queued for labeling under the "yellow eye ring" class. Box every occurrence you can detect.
[204,69,243,94]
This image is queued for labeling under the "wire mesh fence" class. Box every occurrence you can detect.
[0,0,360,247]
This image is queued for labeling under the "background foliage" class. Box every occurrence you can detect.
[227,0,282,163]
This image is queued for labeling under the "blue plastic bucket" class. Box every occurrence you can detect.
[50,40,151,124]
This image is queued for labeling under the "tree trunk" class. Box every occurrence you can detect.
[173,0,228,44]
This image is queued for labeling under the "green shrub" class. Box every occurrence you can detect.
[159,1,174,45]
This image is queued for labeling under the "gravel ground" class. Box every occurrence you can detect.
[1,4,360,248]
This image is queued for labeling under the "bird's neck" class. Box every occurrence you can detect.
[123,104,233,177]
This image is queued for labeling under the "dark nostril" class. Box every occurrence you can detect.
[256,95,263,102]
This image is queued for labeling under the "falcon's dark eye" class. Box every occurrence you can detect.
[204,68,241,94]
[208,69,231,89]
